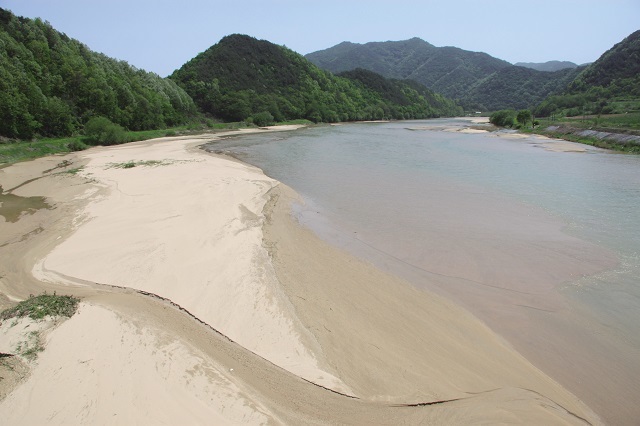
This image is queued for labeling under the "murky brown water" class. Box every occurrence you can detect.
[208,119,640,425]
[0,188,51,223]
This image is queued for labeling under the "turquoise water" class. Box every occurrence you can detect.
[207,119,640,424]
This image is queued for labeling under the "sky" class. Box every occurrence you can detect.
[3,0,639,77]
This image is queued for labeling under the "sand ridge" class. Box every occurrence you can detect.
[29,127,350,394]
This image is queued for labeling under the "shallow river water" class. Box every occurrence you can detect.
[206,119,640,424]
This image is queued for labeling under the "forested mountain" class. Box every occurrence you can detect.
[170,34,462,123]
[0,8,196,139]
[306,38,441,80]
[514,61,579,72]
[338,68,462,116]
[460,66,583,111]
[306,38,511,101]
[536,30,640,116]
[306,38,589,111]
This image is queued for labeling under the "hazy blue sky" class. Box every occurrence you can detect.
[4,0,639,77]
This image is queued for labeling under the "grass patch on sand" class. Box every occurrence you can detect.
[108,159,174,169]
[1,293,79,361]
[60,166,84,175]
[0,293,79,321]
[15,331,44,361]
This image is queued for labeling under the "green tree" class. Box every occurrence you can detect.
[83,116,126,145]
[0,9,196,140]
[489,109,516,127]
[516,109,532,127]
[251,111,274,127]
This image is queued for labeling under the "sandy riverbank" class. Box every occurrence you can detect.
[0,127,600,424]
[406,117,593,152]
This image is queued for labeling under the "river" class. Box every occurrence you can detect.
[205,118,640,425]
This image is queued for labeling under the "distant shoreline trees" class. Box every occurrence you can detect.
[2,12,467,142]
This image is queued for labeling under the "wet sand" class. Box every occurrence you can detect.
[0,128,600,424]
[286,119,635,425]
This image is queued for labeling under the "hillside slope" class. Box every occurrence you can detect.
[307,38,590,111]
[536,29,640,116]
[170,34,462,123]
[305,38,440,79]
[306,38,511,101]
[0,8,196,140]
[463,66,583,111]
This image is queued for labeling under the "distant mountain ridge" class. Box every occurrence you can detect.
[306,38,587,110]
[3,4,636,140]
[514,61,579,72]
[306,38,511,102]
[170,34,462,123]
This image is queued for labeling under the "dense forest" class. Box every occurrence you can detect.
[2,7,636,144]
[0,10,462,142]
[338,68,462,117]
[460,66,583,111]
[306,38,594,111]
[170,34,462,123]
[306,38,447,81]
[535,30,640,117]
[306,38,511,103]
[0,8,196,140]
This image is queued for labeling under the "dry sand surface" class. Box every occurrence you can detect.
[0,127,601,424]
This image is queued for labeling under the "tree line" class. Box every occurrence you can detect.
[1,12,463,143]
[0,8,196,140]
[489,109,537,128]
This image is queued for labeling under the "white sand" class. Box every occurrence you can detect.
[0,302,274,425]
[31,129,350,394]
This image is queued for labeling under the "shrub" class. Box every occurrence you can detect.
[252,111,275,127]
[67,140,88,151]
[489,109,517,127]
[83,116,127,145]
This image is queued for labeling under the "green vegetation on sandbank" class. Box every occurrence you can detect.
[0,293,79,321]
[0,119,312,165]
[0,293,80,360]
[490,109,640,153]
[528,114,640,153]
[0,126,176,164]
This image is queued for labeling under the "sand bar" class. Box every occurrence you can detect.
[0,127,600,424]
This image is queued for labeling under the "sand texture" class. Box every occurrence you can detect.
[0,127,600,424]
